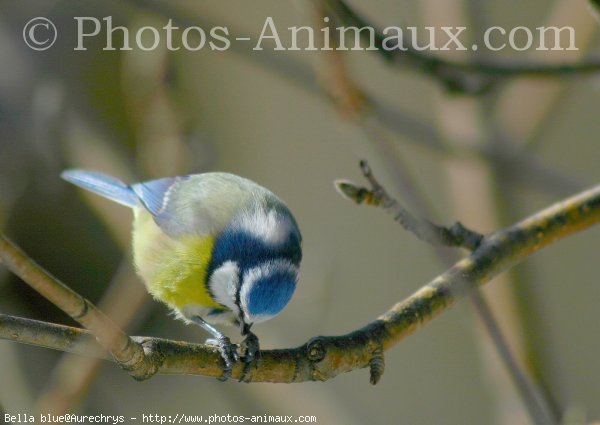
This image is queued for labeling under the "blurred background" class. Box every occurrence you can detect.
[1,0,599,424]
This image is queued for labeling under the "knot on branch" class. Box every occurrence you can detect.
[305,337,328,381]
[304,330,388,384]
[118,337,163,381]
[443,222,485,251]
[306,337,327,362]
[71,297,91,320]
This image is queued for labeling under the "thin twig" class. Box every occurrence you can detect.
[333,161,568,424]
[468,290,558,425]
[323,0,600,94]
[335,160,484,251]
[0,236,154,381]
[1,183,599,382]
[35,261,147,415]
[116,0,584,198]
[492,165,563,419]
[313,11,568,418]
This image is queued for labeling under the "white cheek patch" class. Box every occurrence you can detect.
[208,261,240,314]
[234,209,294,246]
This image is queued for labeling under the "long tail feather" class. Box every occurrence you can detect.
[61,169,138,207]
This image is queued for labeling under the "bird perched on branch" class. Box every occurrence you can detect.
[62,170,302,381]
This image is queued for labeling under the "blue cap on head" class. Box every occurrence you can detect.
[206,206,302,325]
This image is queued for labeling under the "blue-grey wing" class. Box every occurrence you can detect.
[133,172,274,238]
[131,176,190,233]
[61,169,138,207]
[63,170,201,236]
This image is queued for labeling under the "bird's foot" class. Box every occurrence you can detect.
[239,331,261,382]
[206,336,240,382]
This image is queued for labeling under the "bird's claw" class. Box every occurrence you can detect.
[239,331,261,382]
[206,336,239,381]
[205,326,260,382]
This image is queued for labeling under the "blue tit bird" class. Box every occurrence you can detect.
[61,169,302,380]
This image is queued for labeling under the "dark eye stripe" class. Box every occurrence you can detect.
[206,226,302,284]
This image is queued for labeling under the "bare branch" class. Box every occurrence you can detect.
[117,0,584,198]
[2,182,600,383]
[0,236,154,381]
[323,0,600,94]
[0,314,106,359]
[335,160,484,251]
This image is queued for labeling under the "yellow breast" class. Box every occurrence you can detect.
[131,209,222,310]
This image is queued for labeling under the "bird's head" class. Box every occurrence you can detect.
[206,205,302,325]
